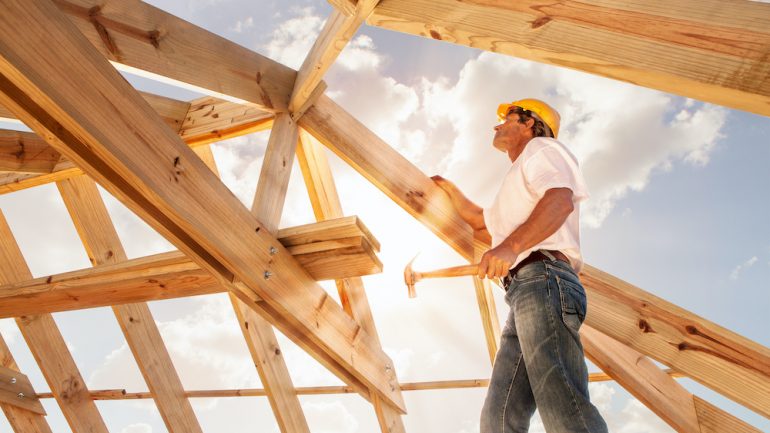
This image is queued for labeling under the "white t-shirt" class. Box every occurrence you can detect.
[483,137,589,272]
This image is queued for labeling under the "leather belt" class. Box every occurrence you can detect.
[502,250,570,288]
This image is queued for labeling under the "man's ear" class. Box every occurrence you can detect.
[524,117,535,129]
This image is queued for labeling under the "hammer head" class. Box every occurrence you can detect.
[403,254,420,298]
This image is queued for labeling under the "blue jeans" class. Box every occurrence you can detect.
[480,259,608,433]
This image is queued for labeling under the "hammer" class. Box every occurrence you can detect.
[403,256,479,298]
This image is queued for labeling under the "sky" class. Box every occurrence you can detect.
[0,1,769,432]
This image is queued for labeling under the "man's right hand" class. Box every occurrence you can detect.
[431,175,456,194]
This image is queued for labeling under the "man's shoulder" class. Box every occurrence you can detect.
[523,137,578,165]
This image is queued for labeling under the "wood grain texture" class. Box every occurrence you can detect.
[297,131,405,431]
[472,241,500,366]
[53,0,295,111]
[300,94,770,418]
[0,212,108,432]
[369,0,770,116]
[0,365,46,415]
[0,130,60,173]
[0,0,402,412]
[0,333,52,433]
[582,325,701,433]
[57,175,204,433]
[203,133,311,433]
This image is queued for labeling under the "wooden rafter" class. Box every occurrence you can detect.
[368,0,770,117]
[57,175,204,433]
[296,130,405,432]
[0,212,109,432]
[0,0,403,412]
[53,0,295,112]
[299,94,770,419]
[582,325,760,433]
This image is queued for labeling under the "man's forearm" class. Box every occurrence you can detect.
[499,188,573,255]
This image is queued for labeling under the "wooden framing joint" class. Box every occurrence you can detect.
[0,365,46,415]
[290,81,328,122]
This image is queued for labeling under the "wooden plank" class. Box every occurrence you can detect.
[0,130,60,173]
[251,114,300,234]
[289,0,380,114]
[0,212,109,432]
[179,96,273,147]
[580,265,770,419]
[0,365,46,415]
[301,94,770,417]
[582,325,701,433]
[0,218,383,318]
[582,326,761,433]
[296,130,405,432]
[472,240,500,365]
[57,175,204,433]
[369,0,770,117]
[0,334,53,433]
[52,0,295,112]
[0,0,403,412]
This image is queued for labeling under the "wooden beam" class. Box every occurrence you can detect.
[0,212,109,432]
[52,0,295,112]
[232,114,311,433]
[296,130,405,433]
[0,130,60,173]
[0,95,272,195]
[0,334,52,433]
[289,0,380,115]
[57,175,204,433]
[0,217,383,318]
[0,365,45,415]
[472,239,500,365]
[0,0,402,412]
[369,0,770,117]
[582,325,761,433]
[33,369,689,400]
[580,265,770,419]
[300,95,770,417]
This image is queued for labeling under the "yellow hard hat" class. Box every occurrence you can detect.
[497,98,561,138]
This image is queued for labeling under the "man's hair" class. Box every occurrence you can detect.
[508,107,554,138]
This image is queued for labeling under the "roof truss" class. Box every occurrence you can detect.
[0,0,767,431]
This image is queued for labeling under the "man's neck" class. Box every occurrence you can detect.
[507,136,534,163]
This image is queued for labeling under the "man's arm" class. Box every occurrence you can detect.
[431,175,489,234]
[478,187,574,279]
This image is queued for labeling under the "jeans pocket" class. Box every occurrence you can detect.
[558,277,587,331]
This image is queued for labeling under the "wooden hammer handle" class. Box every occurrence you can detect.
[420,264,478,279]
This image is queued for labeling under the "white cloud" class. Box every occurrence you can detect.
[263,7,325,69]
[0,319,20,346]
[730,256,759,280]
[120,423,152,433]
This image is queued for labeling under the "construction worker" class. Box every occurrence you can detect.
[432,99,608,433]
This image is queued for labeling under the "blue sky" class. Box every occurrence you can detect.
[0,1,768,432]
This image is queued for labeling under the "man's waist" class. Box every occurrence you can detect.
[502,250,570,288]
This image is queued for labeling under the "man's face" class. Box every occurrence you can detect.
[492,110,532,153]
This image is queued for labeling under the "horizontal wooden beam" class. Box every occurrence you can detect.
[52,0,295,112]
[0,94,273,195]
[369,0,770,117]
[0,130,60,173]
[0,0,402,411]
[300,94,770,417]
[0,217,382,317]
[33,369,685,400]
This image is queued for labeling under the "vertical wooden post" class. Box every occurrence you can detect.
[297,130,406,432]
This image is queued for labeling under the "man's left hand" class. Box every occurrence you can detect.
[478,243,518,279]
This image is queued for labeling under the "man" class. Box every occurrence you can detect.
[432,99,608,433]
